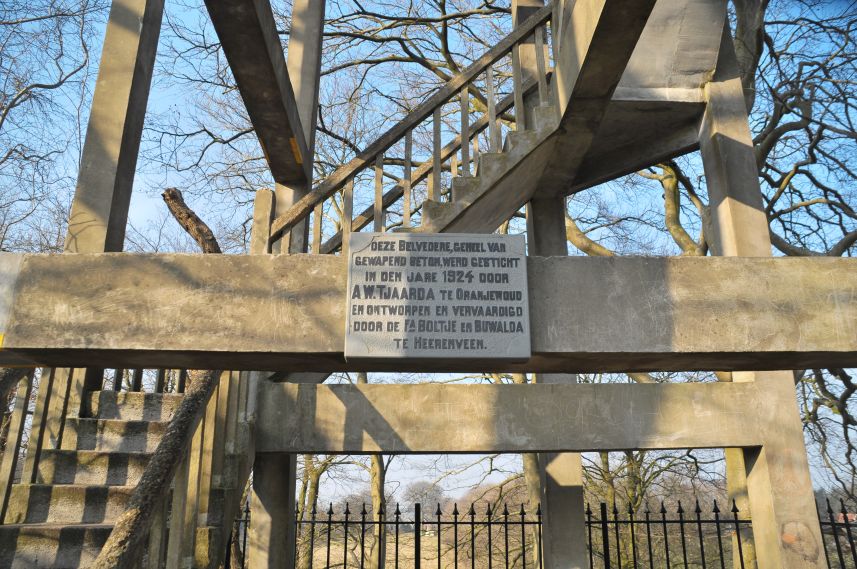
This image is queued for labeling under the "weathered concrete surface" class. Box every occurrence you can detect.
[700,24,827,569]
[0,253,855,371]
[535,0,656,197]
[527,194,587,569]
[614,0,725,102]
[203,0,310,185]
[249,453,296,569]
[64,0,164,253]
[256,383,766,453]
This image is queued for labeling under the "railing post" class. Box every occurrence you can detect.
[374,154,384,232]
[534,25,549,106]
[432,109,442,201]
[460,86,470,178]
[342,179,354,258]
[403,131,412,227]
[131,368,143,392]
[0,370,33,523]
[312,202,322,254]
[21,368,55,484]
[486,64,500,152]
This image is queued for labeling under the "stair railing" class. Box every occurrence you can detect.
[268,3,555,252]
[154,369,256,569]
[0,369,35,524]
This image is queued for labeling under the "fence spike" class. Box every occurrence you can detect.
[469,503,476,516]
[520,503,526,516]
[486,503,493,517]
[731,499,740,514]
[644,501,651,515]
[677,500,684,515]
[395,503,401,516]
[328,502,334,516]
[436,503,443,516]
[453,503,460,516]
[613,502,619,516]
[378,503,385,516]
[712,499,720,514]
[537,503,542,516]
[826,497,834,514]
[503,503,509,516]
[694,499,702,515]
[585,502,592,516]
[345,502,351,515]
[660,501,667,515]
[361,503,367,515]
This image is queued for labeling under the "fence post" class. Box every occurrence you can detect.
[415,503,421,569]
[600,502,611,569]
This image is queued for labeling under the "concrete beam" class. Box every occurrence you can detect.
[204,0,310,185]
[0,254,855,371]
[256,383,766,453]
[64,0,164,253]
[534,0,655,197]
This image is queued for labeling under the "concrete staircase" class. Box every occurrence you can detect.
[0,389,246,568]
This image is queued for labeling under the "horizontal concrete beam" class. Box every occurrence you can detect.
[256,383,766,453]
[0,253,855,372]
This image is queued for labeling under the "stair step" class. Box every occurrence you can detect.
[4,484,133,524]
[533,104,558,132]
[0,523,112,569]
[61,419,166,452]
[451,176,482,203]
[38,449,151,486]
[476,152,507,181]
[89,390,183,421]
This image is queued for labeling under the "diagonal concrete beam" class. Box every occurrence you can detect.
[204,0,310,185]
[256,383,767,453]
[0,253,855,372]
[535,0,656,197]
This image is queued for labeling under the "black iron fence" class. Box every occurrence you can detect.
[821,499,857,569]
[585,500,751,569]
[226,499,758,569]
[293,502,542,569]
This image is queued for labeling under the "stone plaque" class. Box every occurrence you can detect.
[345,233,531,360]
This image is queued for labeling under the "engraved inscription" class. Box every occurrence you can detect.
[345,233,531,359]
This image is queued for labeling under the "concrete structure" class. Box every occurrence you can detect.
[1,254,855,372]
[0,0,846,568]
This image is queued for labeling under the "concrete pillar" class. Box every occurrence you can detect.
[249,453,298,569]
[527,197,587,569]
[699,25,826,569]
[61,0,163,405]
[274,0,326,254]
[249,189,300,568]
[64,0,164,254]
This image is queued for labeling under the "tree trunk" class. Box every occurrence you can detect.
[92,188,223,569]
[0,368,28,408]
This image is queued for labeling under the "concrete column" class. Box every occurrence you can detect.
[249,188,300,569]
[527,197,586,569]
[274,0,326,254]
[699,25,826,569]
[249,453,298,569]
[64,0,164,254]
[61,0,163,405]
